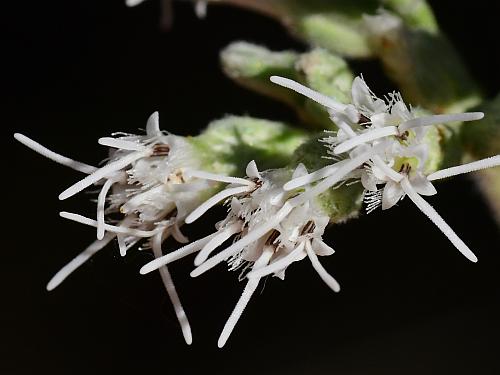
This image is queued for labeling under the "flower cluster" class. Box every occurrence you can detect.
[14,112,219,345]
[271,75,500,262]
[141,160,340,347]
[15,75,499,348]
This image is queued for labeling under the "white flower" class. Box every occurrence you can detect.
[14,112,218,345]
[140,161,340,347]
[270,75,500,263]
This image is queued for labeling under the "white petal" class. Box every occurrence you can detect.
[361,171,378,191]
[146,111,160,136]
[230,197,243,213]
[351,76,386,115]
[411,173,437,196]
[312,238,335,256]
[381,180,404,210]
[245,160,261,179]
[292,163,308,179]
[372,155,404,182]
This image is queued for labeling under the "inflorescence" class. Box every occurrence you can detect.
[15,75,500,347]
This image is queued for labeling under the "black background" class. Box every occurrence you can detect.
[3,1,500,374]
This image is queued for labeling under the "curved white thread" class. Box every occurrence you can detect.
[151,231,192,345]
[46,232,116,291]
[217,247,274,348]
[185,170,253,186]
[428,155,500,181]
[399,112,484,132]
[96,175,123,240]
[289,145,384,207]
[191,203,293,277]
[140,233,218,274]
[283,162,347,191]
[334,126,398,155]
[305,241,340,292]
[60,212,160,238]
[194,222,242,266]
[270,76,347,112]
[185,185,251,224]
[247,242,305,279]
[400,178,477,262]
[98,137,145,151]
[14,133,97,174]
[59,149,150,200]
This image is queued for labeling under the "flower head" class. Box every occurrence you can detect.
[14,112,220,345]
[271,75,499,263]
[141,161,340,347]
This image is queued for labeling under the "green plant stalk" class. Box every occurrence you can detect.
[220,43,354,129]
[202,0,376,58]
[460,95,500,224]
[381,0,438,32]
[364,12,482,114]
[190,115,308,176]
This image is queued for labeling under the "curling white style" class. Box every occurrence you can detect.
[141,160,340,347]
[271,75,500,262]
[14,112,219,345]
